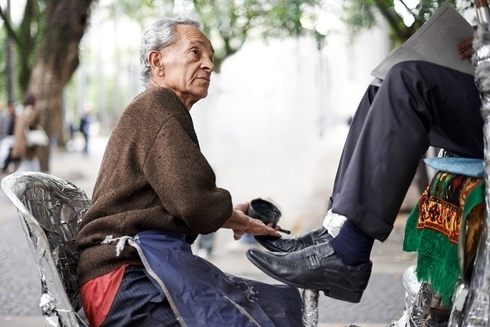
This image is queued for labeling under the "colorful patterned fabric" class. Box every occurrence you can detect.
[403,171,484,306]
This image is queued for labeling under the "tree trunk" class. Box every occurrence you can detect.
[27,0,95,172]
[5,0,15,103]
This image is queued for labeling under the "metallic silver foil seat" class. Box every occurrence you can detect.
[1,172,92,327]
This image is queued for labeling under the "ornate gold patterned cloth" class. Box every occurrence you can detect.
[403,171,484,306]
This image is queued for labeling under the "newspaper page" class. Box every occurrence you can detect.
[370,2,475,83]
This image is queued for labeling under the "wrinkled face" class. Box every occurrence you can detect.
[148,25,215,109]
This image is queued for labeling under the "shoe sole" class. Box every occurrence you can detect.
[246,251,363,303]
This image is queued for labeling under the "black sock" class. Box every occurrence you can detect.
[329,219,374,266]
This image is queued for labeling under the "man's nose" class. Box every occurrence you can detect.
[202,57,215,72]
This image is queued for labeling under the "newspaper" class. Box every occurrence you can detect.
[370,2,475,86]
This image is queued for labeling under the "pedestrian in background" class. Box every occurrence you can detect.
[11,93,42,173]
[79,110,91,154]
[0,101,17,172]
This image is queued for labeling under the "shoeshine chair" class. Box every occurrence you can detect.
[1,172,92,327]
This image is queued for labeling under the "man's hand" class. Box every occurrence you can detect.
[222,201,281,240]
[457,35,475,61]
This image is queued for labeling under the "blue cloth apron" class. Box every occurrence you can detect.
[112,230,302,327]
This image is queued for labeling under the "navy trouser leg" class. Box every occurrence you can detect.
[329,61,483,242]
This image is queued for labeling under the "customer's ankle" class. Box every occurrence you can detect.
[329,220,374,266]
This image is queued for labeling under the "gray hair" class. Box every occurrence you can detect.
[140,17,202,88]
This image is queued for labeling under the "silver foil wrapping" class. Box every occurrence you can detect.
[390,266,446,327]
[1,172,92,327]
[460,22,490,327]
[302,288,319,327]
[403,265,422,311]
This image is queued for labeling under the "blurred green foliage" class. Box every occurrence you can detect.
[111,0,327,72]
[0,0,477,113]
[0,0,43,103]
[342,0,474,47]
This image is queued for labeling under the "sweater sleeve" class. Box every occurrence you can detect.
[143,115,233,234]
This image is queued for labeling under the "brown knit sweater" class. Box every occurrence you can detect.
[76,87,232,286]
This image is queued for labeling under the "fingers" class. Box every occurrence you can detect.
[233,229,244,240]
[459,46,474,60]
[457,36,473,51]
[267,222,281,231]
[245,220,281,237]
[260,225,282,237]
[268,226,281,235]
[457,36,474,60]
[230,224,280,243]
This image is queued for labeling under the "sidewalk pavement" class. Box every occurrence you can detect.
[0,135,417,327]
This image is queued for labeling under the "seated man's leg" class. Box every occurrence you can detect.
[331,61,482,241]
[99,265,180,327]
[247,61,483,302]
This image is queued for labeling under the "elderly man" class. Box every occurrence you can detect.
[76,17,302,327]
[247,36,482,304]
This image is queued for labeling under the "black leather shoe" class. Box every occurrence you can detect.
[246,241,372,303]
[254,226,332,252]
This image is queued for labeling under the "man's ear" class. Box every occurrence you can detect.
[148,50,165,77]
